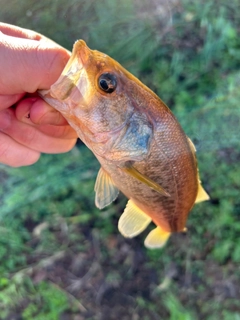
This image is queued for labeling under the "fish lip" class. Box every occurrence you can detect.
[52,41,93,104]
[52,40,89,91]
[75,40,91,66]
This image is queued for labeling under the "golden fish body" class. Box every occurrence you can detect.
[40,40,209,248]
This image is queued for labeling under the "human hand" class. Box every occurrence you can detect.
[0,23,78,167]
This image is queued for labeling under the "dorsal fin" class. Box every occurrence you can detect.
[187,136,197,152]
[94,167,119,209]
[187,137,210,203]
[118,200,152,238]
[195,180,210,203]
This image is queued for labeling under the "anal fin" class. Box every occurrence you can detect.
[94,167,119,209]
[118,200,152,238]
[144,226,170,249]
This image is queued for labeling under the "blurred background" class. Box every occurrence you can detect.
[1,0,240,319]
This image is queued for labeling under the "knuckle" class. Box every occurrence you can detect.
[0,136,11,160]
[36,44,69,89]
[20,126,37,145]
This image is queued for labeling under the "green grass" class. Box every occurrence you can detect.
[1,0,240,319]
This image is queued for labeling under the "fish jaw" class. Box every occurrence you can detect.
[39,41,91,115]
[50,40,93,103]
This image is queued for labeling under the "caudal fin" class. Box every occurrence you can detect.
[144,226,170,249]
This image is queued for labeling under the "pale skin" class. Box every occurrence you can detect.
[0,23,78,167]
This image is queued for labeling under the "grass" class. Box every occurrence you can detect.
[1,0,240,319]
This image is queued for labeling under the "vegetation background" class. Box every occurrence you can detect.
[0,0,240,319]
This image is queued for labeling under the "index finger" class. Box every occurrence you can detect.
[0,23,71,94]
[0,22,69,46]
[0,22,43,40]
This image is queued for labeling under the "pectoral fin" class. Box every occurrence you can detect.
[144,226,170,249]
[195,180,210,203]
[94,168,119,209]
[118,200,152,238]
[121,165,170,197]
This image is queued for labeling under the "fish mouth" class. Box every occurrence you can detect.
[40,40,91,105]
[61,40,90,79]
[72,40,91,66]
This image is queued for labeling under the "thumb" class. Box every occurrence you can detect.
[0,31,70,94]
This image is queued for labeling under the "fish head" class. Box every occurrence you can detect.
[40,40,154,161]
[40,40,136,137]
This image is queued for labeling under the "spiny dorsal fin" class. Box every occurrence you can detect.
[118,200,152,238]
[94,167,119,209]
[187,137,210,203]
[121,164,170,197]
[195,180,210,203]
[144,226,170,249]
[187,136,197,152]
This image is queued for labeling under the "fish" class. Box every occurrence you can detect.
[39,40,209,249]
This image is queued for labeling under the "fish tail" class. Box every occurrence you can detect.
[144,226,171,249]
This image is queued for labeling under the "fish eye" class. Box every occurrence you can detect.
[98,73,117,93]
